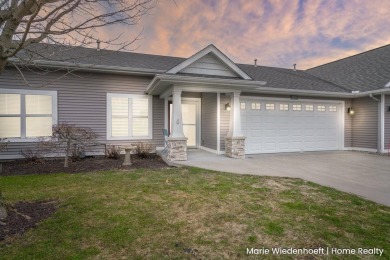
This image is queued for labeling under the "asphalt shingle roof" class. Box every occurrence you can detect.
[238,64,348,93]
[16,43,389,93]
[17,43,185,71]
[306,44,390,92]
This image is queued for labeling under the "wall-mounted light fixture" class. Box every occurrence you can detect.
[347,107,355,115]
[388,106,390,112]
[225,103,231,111]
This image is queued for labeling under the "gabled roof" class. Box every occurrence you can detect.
[166,44,252,80]
[306,44,390,92]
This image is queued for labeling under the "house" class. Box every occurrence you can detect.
[0,43,389,161]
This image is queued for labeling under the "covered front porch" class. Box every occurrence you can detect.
[157,85,249,161]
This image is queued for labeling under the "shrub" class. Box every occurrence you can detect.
[135,142,154,159]
[40,123,98,167]
[70,145,86,161]
[106,145,121,160]
[21,149,44,164]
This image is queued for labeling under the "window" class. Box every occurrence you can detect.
[107,94,152,139]
[279,104,289,111]
[292,104,302,111]
[329,106,337,112]
[0,90,57,139]
[251,102,261,110]
[305,105,314,111]
[266,103,275,110]
[240,102,246,110]
[318,105,326,112]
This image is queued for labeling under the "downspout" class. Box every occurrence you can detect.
[369,93,380,102]
[368,94,382,153]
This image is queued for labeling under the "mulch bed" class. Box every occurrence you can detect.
[0,201,57,241]
[1,154,169,176]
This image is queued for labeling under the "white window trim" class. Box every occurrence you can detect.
[106,93,153,140]
[0,88,58,142]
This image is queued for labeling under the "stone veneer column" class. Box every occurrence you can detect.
[225,91,246,159]
[167,137,187,161]
[167,87,187,161]
[225,136,246,159]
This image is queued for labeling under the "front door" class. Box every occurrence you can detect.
[169,100,199,147]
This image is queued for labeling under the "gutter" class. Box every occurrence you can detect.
[146,74,390,98]
[146,74,267,94]
[8,59,165,76]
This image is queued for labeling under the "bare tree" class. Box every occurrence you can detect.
[0,138,9,220]
[40,123,98,167]
[0,0,157,72]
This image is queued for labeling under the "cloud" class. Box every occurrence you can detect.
[101,0,390,69]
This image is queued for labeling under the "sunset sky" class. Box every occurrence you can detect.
[101,0,390,70]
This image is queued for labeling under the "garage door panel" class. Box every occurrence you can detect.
[241,99,342,154]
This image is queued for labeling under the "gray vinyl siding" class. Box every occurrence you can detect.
[0,68,164,159]
[351,97,378,149]
[344,99,352,148]
[385,95,390,149]
[201,93,217,150]
[220,94,230,151]
[179,53,238,78]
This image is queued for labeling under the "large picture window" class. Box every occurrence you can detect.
[0,89,57,139]
[107,94,152,139]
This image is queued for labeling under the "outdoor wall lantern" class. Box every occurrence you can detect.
[347,107,355,115]
[225,103,231,111]
[388,106,390,112]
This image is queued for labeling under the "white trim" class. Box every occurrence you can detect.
[200,145,218,154]
[217,92,221,153]
[340,101,345,151]
[380,94,385,153]
[164,97,168,131]
[0,88,58,142]
[146,74,390,97]
[106,93,153,140]
[167,97,201,147]
[166,44,252,80]
[182,97,201,148]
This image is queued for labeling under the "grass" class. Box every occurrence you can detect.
[1,167,389,259]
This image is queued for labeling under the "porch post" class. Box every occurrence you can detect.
[170,88,185,138]
[225,91,246,159]
[167,87,187,161]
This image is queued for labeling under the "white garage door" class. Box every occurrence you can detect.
[241,99,344,154]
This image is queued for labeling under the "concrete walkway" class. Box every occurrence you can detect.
[177,150,390,206]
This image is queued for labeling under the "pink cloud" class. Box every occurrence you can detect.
[98,0,390,69]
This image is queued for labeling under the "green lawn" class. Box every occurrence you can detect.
[1,167,389,259]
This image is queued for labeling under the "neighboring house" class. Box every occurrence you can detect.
[0,43,389,161]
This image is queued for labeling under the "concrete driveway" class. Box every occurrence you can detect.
[177,150,390,206]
